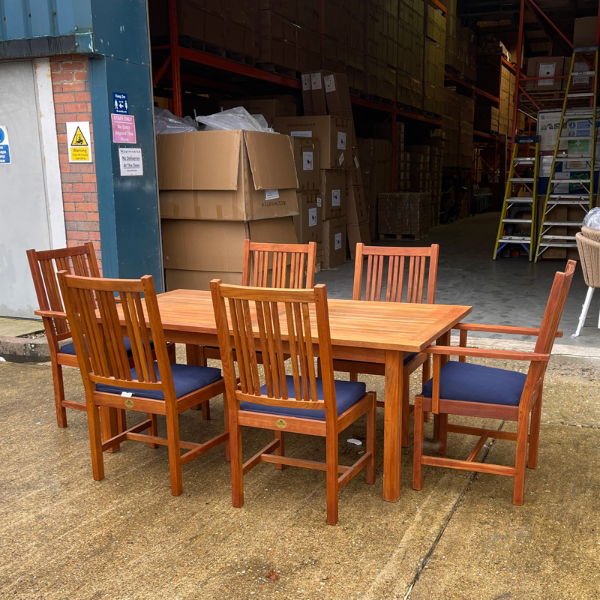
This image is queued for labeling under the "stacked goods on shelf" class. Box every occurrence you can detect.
[424,4,446,115]
[378,193,431,240]
[219,95,298,127]
[444,0,477,82]
[525,57,565,91]
[474,104,500,133]
[396,1,426,108]
[157,130,299,289]
[442,90,474,169]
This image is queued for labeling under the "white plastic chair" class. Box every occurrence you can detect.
[573,230,600,337]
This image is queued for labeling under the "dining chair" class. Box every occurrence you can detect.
[210,280,376,525]
[331,243,440,447]
[573,232,600,337]
[412,260,576,505]
[197,240,318,417]
[58,272,227,495]
[27,243,101,428]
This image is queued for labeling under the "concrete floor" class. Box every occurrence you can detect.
[317,212,600,348]
[2,350,600,599]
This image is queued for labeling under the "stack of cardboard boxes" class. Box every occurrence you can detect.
[157,129,299,290]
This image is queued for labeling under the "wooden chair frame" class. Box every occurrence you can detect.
[412,260,576,505]
[58,272,227,496]
[210,280,376,525]
[27,243,101,427]
[198,240,318,416]
[332,243,440,447]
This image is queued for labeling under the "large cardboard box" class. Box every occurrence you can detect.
[161,217,297,273]
[157,130,298,221]
[526,57,564,91]
[165,269,243,291]
[320,169,346,220]
[573,17,597,47]
[291,136,320,190]
[323,71,353,118]
[293,190,322,244]
[274,115,350,169]
[322,217,347,268]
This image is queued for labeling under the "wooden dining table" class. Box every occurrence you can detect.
[153,288,472,502]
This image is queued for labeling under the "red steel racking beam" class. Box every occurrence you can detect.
[168,0,182,116]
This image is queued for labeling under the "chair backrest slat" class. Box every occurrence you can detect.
[211,282,333,412]
[58,273,172,398]
[353,243,440,304]
[242,240,317,289]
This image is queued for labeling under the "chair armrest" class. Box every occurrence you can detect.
[427,345,550,363]
[453,323,562,338]
[35,309,67,319]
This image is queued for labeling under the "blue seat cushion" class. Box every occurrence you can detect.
[60,337,152,356]
[421,361,526,407]
[96,363,222,401]
[240,375,367,421]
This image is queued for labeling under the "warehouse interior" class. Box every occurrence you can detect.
[146,0,600,341]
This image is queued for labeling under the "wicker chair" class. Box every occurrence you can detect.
[573,231,600,337]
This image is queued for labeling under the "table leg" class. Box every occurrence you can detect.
[186,344,211,420]
[433,331,451,442]
[383,350,403,502]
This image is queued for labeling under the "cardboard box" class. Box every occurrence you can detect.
[573,16,597,47]
[322,217,347,268]
[293,190,322,243]
[323,71,353,118]
[165,269,243,292]
[301,73,313,114]
[320,169,346,219]
[274,116,350,169]
[219,96,298,126]
[157,130,298,221]
[309,72,328,114]
[291,136,320,190]
[161,217,297,272]
[526,57,564,91]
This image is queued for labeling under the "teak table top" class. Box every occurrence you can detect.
[155,289,472,353]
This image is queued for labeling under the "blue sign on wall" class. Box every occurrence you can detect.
[112,92,129,114]
[0,126,11,164]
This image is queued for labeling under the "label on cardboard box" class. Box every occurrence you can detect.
[354,155,360,169]
[301,73,311,91]
[334,232,342,250]
[323,74,336,93]
[331,189,341,207]
[308,207,317,227]
[302,151,314,171]
[337,132,347,150]
[264,189,280,201]
[316,196,322,208]
[291,130,312,138]
[338,152,345,166]
[311,72,322,90]
[538,63,555,87]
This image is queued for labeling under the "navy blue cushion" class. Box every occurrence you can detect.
[96,363,222,401]
[240,375,367,421]
[60,337,152,356]
[421,361,526,407]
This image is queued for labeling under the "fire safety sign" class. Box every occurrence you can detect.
[0,126,11,164]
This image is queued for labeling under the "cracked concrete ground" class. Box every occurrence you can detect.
[2,347,599,600]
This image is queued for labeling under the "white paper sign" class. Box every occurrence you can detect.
[264,189,280,201]
[308,207,317,227]
[334,232,342,250]
[316,196,322,208]
[338,152,345,166]
[66,121,92,163]
[301,73,311,91]
[324,74,336,93]
[354,155,360,169]
[310,72,322,90]
[337,131,347,150]
[302,151,314,171]
[118,147,143,176]
[331,189,341,207]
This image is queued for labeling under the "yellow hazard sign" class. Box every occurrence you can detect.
[66,121,92,163]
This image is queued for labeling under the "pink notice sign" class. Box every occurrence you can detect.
[111,114,137,144]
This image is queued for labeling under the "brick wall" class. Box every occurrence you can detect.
[50,56,102,269]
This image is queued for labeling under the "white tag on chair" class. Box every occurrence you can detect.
[121,392,133,397]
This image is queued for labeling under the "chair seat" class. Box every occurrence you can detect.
[60,337,152,356]
[421,361,526,407]
[96,363,222,400]
[240,376,367,421]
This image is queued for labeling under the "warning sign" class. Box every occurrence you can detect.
[66,121,92,163]
[0,126,11,164]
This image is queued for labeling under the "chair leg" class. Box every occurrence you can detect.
[101,407,120,453]
[325,434,339,525]
[223,393,230,462]
[572,286,594,337]
[365,394,376,484]
[165,410,183,496]
[349,371,358,382]
[438,414,448,456]
[87,401,104,482]
[166,342,176,363]
[527,393,543,469]
[186,344,211,418]
[274,431,285,470]
[229,413,244,508]
[401,370,410,448]
[422,359,431,423]
[513,412,530,506]
[51,360,68,428]
[148,413,159,449]
[412,397,424,490]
